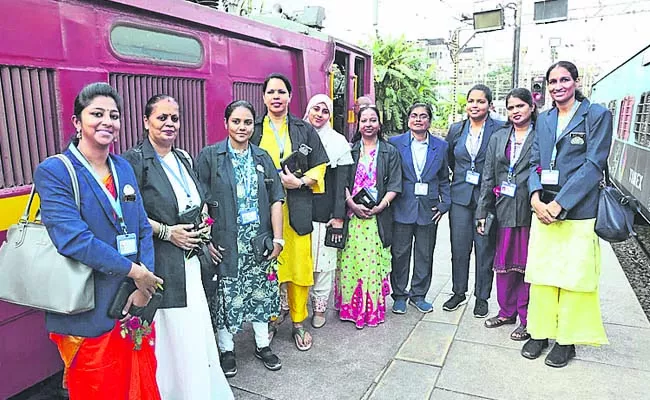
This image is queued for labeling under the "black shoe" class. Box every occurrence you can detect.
[521,338,549,360]
[545,343,576,368]
[473,299,489,318]
[442,294,467,311]
[220,351,237,377]
[255,346,282,371]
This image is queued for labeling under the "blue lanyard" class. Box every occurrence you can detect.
[550,101,581,169]
[410,133,428,181]
[467,122,485,170]
[227,140,254,198]
[268,116,288,159]
[68,144,127,234]
[156,151,193,205]
[508,125,532,181]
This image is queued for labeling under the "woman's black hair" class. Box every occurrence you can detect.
[467,84,493,104]
[262,73,293,94]
[505,88,538,126]
[144,94,177,119]
[352,105,384,142]
[72,82,123,145]
[225,100,256,121]
[545,61,586,106]
[407,102,433,120]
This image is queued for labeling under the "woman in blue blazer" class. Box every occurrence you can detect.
[444,84,505,317]
[389,103,450,314]
[34,83,163,399]
[522,61,612,368]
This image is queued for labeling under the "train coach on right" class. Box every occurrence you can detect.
[523,61,612,368]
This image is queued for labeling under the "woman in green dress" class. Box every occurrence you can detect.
[196,100,285,377]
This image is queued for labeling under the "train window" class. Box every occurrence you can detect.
[110,25,203,67]
[634,92,650,147]
[0,65,60,189]
[233,82,266,117]
[354,57,365,99]
[109,73,206,156]
[617,96,635,141]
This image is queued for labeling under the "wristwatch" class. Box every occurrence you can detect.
[273,238,285,247]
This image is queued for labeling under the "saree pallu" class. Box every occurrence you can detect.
[50,321,160,400]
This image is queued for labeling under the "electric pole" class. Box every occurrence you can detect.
[511,0,522,87]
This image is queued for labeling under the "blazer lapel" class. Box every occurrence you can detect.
[515,128,535,170]
[420,133,439,179]
[558,100,590,142]
[400,133,417,179]
[75,159,123,233]
[478,118,495,156]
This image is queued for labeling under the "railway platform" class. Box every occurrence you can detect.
[229,215,650,400]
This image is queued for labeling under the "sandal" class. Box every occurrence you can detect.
[268,324,278,342]
[292,325,313,351]
[510,324,531,341]
[484,316,517,328]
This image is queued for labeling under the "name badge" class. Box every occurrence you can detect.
[500,181,517,198]
[414,182,429,196]
[465,170,480,185]
[239,208,259,225]
[117,233,137,256]
[541,170,560,185]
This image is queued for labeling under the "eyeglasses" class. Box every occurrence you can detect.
[409,113,430,121]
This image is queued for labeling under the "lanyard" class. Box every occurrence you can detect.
[550,101,581,169]
[410,134,428,181]
[269,116,288,159]
[467,122,485,170]
[508,125,532,181]
[360,140,379,182]
[68,144,127,234]
[156,151,193,205]
[227,140,255,198]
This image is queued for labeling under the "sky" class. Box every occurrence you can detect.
[255,0,650,79]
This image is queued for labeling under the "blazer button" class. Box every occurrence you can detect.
[108,271,114,275]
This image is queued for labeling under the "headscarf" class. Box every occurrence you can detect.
[303,94,353,167]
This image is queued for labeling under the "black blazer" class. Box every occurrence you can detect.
[476,125,536,228]
[251,113,329,235]
[195,140,284,285]
[346,139,402,247]
[123,136,205,309]
[446,117,505,207]
[529,100,613,220]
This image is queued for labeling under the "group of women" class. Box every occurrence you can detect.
[33,60,612,399]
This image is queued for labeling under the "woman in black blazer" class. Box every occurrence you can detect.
[444,84,505,317]
[476,88,537,341]
[522,61,612,368]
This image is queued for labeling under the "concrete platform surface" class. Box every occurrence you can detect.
[229,216,650,400]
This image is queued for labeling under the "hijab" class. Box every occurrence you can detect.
[303,94,353,167]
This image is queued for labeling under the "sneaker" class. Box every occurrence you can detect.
[392,298,407,314]
[409,298,433,313]
[220,351,237,377]
[545,343,576,368]
[255,346,282,371]
[473,299,489,318]
[521,338,549,360]
[442,294,467,312]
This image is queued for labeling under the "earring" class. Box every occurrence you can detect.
[75,130,81,139]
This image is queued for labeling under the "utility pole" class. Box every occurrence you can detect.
[511,0,522,87]
[373,0,379,38]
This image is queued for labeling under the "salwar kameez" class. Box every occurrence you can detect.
[525,218,608,346]
[494,227,530,325]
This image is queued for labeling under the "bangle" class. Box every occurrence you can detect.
[158,223,171,241]
[273,238,285,247]
[157,223,166,240]
[382,199,390,208]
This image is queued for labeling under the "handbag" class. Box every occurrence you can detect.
[595,167,637,242]
[108,280,163,323]
[0,154,95,314]
[324,226,347,249]
[250,231,274,263]
[352,187,378,209]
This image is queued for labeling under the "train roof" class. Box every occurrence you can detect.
[106,0,371,56]
[592,43,650,87]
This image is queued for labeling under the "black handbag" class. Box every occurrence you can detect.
[595,168,637,243]
[107,280,163,323]
[352,187,377,209]
[250,231,274,262]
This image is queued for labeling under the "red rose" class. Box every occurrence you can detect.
[536,165,542,175]
[126,316,141,331]
[204,217,215,226]
[492,186,501,198]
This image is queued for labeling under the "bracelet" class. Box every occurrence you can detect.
[272,238,285,247]
[158,223,171,241]
[382,199,390,208]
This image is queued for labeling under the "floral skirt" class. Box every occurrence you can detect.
[335,216,391,328]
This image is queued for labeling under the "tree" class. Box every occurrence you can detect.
[370,36,439,135]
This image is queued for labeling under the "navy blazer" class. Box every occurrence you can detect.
[33,148,154,338]
[446,117,505,207]
[529,99,613,220]
[389,131,451,225]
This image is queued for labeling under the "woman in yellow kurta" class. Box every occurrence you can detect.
[251,73,328,351]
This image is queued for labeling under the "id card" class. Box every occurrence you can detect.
[117,233,137,256]
[500,181,516,198]
[414,182,429,196]
[465,170,480,185]
[541,170,560,185]
[239,208,259,225]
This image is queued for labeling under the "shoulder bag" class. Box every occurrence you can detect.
[0,154,95,314]
[595,167,637,242]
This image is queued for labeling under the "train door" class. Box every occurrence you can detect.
[332,50,349,137]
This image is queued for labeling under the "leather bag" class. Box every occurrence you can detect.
[0,154,95,314]
[595,167,637,243]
